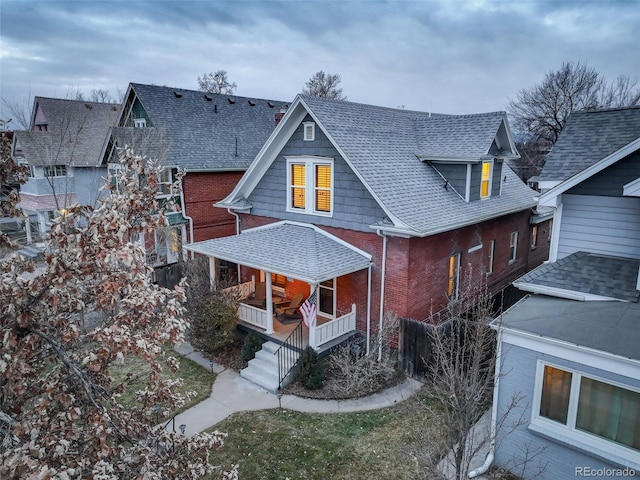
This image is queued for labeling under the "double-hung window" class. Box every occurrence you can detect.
[486,240,495,275]
[286,156,333,216]
[44,165,67,177]
[534,363,640,464]
[509,231,518,263]
[480,160,492,199]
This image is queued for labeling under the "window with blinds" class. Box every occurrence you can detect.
[286,156,333,215]
[290,163,306,209]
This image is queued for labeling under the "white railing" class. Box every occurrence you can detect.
[222,279,255,299]
[316,304,356,347]
[237,302,268,330]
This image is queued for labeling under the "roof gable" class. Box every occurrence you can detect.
[221,95,536,237]
[112,83,289,171]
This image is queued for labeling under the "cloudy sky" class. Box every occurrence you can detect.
[1,0,639,123]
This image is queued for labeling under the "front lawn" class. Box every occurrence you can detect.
[109,344,215,417]
[207,392,443,480]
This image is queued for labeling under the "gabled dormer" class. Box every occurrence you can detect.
[417,112,518,202]
[120,88,153,128]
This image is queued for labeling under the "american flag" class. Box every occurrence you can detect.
[300,289,317,328]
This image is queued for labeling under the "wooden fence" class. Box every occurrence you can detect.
[398,317,434,379]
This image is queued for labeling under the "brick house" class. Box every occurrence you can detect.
[102,83,288,282]
[185,95,541,391]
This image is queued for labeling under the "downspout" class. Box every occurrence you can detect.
[375,229,388,361]
[179,181,195,259]
[366,263,372,355]
[468,320,502,478]
[227,208,241,235]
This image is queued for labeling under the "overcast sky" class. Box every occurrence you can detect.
[1,0,640,123]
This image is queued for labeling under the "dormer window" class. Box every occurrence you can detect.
[480,160,493,198]
[303,122,315,141]
[134,118,146,128]
[286,156,333,215]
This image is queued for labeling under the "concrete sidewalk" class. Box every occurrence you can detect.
[173,342,423,437]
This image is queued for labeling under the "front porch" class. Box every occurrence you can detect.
[227,278,359,353]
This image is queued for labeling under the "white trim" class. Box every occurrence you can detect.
[623,177,640,197]
[539,137,640,207]
[480,159,493,199]
[508,230,518,263]
[529,360,640,470]
[465,163,472,202]
[468,243,483,254]
[499,327,640,381]
[512,281,623,302]
[487,239,495,275]
[548,202,562,262]
[285,155,334,216]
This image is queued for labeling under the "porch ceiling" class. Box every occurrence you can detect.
[184,221,372,284]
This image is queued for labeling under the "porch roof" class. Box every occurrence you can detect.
[184,221,372,284]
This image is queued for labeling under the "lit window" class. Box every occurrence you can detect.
[487,240,495,275]
[536,363,640,454]
[481,161,492,198]
[448,253,461,299]
[271,273,286,288]
[509,231,518,263]
[133,118,146,128]
[303,122,315,141]
[286,156,333,215]
[531,225,538,249]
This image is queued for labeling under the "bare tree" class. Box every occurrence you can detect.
[302,71,346,100]
[507,61,640,145]
[197,70,237,94]
[0,133,28,248]
[89,88,116,103]
[0,147,237,478]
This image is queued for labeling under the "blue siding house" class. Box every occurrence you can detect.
[490,106,640,479]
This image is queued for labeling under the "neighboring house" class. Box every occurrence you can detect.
[491,106,640,479]
[184,95,540,390]
[101,83,287,280]
[11,97,120,241]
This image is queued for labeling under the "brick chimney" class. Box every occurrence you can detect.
[275,105,288,125]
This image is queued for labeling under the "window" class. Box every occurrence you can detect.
[133,118,147,128]
[319,278,335,317]
[531,225,538,249]
[480,161,492,198]
[271,273,286,289]
[157,169,173,196]
[44,165,67,177]
[536,363,640,454]
[509,231,518,263]
[286,157,333,215]
[448,253,461,299]
[487,240,495,275]
[303,121,315,141]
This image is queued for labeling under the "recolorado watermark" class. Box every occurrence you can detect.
[575,466,636,477]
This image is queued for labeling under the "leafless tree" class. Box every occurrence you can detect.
[197,70,237,94]
[302,71,347,100]
[89,88,117,103]
[507,61,640,145]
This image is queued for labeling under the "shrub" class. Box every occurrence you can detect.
[241,332,263,363]
[188,293,239,354]
[298,346,324,390]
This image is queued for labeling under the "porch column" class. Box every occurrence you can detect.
[308,283,318,350]
[265,272,274,334]
[23,214,32,244]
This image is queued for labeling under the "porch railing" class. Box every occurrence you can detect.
[222,279,255,299]
[275,321,304,391]
[237,303,268,330]
[316,304,357,347]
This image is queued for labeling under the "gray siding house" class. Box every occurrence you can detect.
[490,106,640,479]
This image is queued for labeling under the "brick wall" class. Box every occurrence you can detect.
[183,172,244,242]
[527,218,552,270]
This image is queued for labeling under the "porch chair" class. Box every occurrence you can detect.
[244,282,266,308]
[276,292,304,315]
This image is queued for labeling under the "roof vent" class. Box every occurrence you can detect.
[267,101,274,108]
[227,97,236,104]
[173,91,183,98]
[248,100,256,106]
[84,103,93,109]
[204,95,213,101]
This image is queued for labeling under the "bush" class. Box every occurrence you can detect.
[241,332,263,363]
[298,346,324,390]
[188,293,239,354]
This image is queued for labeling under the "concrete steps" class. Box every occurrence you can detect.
[240,341,300,394]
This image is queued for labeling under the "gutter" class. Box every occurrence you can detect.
[468,318,503,478]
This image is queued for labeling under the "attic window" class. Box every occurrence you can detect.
[480,160,493,198]
[173,91,183,98]
[303,122,315,141]
[248,100,256,106]
[204,95,213,102]
[133,118,146,128]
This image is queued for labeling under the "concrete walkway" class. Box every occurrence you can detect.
[173,342,423,437]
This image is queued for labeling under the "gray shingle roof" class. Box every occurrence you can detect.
[539,106,640,182]
[16,98,119,167]
[499,295,640,361]
[298,96,536,235]
[515,251,640,302]
[126,84,288,171]
[184,221,371,284]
